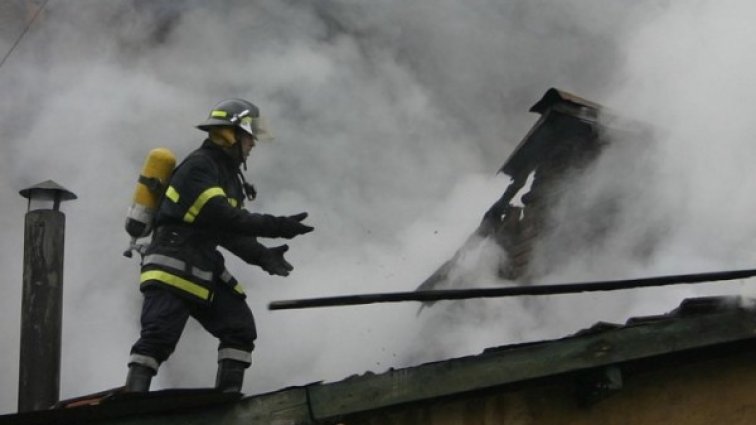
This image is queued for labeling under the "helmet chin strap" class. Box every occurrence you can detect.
[238,142,248,171]
[211,127,253,198]
[232,127,248,171]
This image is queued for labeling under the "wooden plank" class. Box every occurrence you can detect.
[270,269,756,310]
[228,387,312,425]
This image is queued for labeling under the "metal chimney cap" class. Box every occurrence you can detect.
[19,180,77,201]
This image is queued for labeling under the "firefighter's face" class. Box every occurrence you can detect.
[238,132,256,159]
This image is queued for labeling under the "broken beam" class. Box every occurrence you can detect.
[268,268,756,310]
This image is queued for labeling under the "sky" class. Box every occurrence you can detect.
[1,0,756,413]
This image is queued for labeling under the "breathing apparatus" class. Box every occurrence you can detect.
[123,147,176,257]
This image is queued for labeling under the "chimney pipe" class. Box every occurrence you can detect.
[17,180,76,412]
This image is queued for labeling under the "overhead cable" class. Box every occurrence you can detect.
[0,0,51,73]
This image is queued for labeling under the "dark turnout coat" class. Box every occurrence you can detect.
[140,140,277,304]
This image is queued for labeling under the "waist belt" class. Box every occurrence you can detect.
[153,225,220,250]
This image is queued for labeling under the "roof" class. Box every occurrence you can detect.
[499,87,603,177]
[3,296,754,425]
[306,296,755,419]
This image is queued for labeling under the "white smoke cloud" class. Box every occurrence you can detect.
[504,0,756,353]
[2,0,749,414]
[531,2,756,281]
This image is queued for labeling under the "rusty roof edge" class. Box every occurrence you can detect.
[306,297,756,420]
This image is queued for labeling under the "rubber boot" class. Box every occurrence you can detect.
[215,359,247,393]
[124,364,155,392]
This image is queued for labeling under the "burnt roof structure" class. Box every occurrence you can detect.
[417,88,651,292]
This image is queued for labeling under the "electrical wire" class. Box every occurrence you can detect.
[0,0,52,73]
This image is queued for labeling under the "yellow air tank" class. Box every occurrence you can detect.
[125,148,176,241]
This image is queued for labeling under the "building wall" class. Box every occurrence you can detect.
[344,347,756,425]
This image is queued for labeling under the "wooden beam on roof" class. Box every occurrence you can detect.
[269,268,756,311]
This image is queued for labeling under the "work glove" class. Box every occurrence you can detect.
[274,212,314,239]
[258,244,294,276]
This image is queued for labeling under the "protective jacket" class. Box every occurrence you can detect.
[140,140,275,304]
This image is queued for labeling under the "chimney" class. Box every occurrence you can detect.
[17,180,76,412]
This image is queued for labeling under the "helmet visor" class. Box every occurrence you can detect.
[240,115,274,141]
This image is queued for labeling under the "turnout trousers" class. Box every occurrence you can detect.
[129,282,257,370]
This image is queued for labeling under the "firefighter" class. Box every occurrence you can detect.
[125,98,314,393]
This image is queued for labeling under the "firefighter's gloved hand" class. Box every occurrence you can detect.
[258,244,294,276]
[275,212,314,239]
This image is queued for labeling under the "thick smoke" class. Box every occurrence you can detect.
[0,0,745,413]
[531,1,756,312]
[416,0,756,363]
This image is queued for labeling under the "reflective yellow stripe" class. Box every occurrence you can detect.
[183,187,226,223]
[228,198,238,208]
[166,186,180,203]
[233,283,245,295]
[140,270,210,300]
[211,110,228,118]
